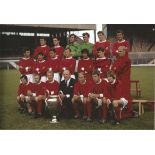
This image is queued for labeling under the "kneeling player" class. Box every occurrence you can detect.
[45,71,60,123]
[106,71,128,125]
[17,75,34,113]
[72,72,92,120]
[88,70,109,123]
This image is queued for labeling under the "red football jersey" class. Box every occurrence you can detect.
[33,60,47,76]
[33,45,50,58]
[32,82,45,96]
[91,79,109,98]
[17,82,34,96]
[112,40,129,57]
[53,46,64,60]
[93,40,110,58]
[59,57,76,74]
[73,80,92,97]
[107,79,124,100]
[45,80,59,96]
[94,57,111,78]
[18,58,34,75]
[46,56,60,73]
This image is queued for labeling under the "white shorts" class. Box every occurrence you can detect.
[120,98,128,107]
[61,74,75,81]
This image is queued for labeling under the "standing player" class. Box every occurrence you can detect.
[66,34,81,58]
[33,52,47,82]
[72,72,92,120]
[46,48,60,83]
[87,70,109,123]
[17,75,34,113]
[60,48,76,80]
[94,47,111,78]
[77,48,94,82]
[112,30,130,58]
[106,71,128,125]
[93,31,110,58]
[33,37,50,59]
[18,48,34,83]
[52,37,64,59]
[59,70,76,118]
[111,48,132,116]
[44,71,60,123]
[80,32,94,57]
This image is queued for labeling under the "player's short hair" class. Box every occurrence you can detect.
[97,47,105,52]
[23,47,31,53]
[65,47,71,52]
[107,70,116,79]
[63,69,71,74]
[78,72,86,78]
[37,52,44,56]
[53,36,60,41]
[116,29,124,35]
[33,74,41,80]
[50,48,56,53]
[97,31,104,35]
[81,48,89,55]
[47,70,54,76]
[20,75,28,81]
[40,37,46,41]
[92,70,100,76]
[69,34,76,38]
[82,32,90,37]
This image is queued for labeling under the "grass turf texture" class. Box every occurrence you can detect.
[0,66,154,130]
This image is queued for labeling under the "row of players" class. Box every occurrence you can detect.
[17,70,128,125]
[32,30,129,60]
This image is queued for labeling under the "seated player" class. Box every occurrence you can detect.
[106,71,128,125]
[77,48,93,82]
[18,48,34,83]
[59,70,76,118]
[46,48,60,83]
[27,74,45,118]
[44,71,60,123]
[59,48,76,80]
[33,52,47,82]
[72,72,92,120]
[94,47,111,78]
[17,75,34,113]
[87,70,109,123]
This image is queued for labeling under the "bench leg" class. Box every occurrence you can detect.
[139,102,142,115]
[142,104,144,114]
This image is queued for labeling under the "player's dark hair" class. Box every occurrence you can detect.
[40,37,46,41]
[37,52,44,56]
[23,47,31,53]
[92,70,100,76]
[82,32,90,37]
[20,75,28,81]
[107,70,116,79]
[116,29,124,35]
[97,31,104,35]
[53,37,60,41]
[50,48,56,53]
[81,48,89,55]
[65,47,71,52]
[97,47,105,52]
[69,34,76,38]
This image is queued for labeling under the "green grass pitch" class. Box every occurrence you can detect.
[0,66,154,129]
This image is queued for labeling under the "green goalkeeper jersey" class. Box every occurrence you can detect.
[80,42,94,56]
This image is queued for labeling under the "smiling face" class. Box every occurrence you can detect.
[98,33,105,41]
[24,50,31,58]
[40,38,46,46]
[64,48,71,57]
[63,70,71,81]
[116,32,124,41]
[53,38,59,46]
[47,71,54,81]
[92,74,100,83]
[83,34,89,43]
[78,73,85,84]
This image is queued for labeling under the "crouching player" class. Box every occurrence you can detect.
[27,74,45,118]
[106,71,128,125]
[45,71,61,123]
[17,75,34,113]
[72,72,92,120]
[87,70,109,123]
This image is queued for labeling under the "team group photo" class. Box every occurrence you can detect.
[0,24,154,129]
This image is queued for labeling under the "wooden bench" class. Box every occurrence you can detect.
[130,80,141,97]
[132,99,155,115]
